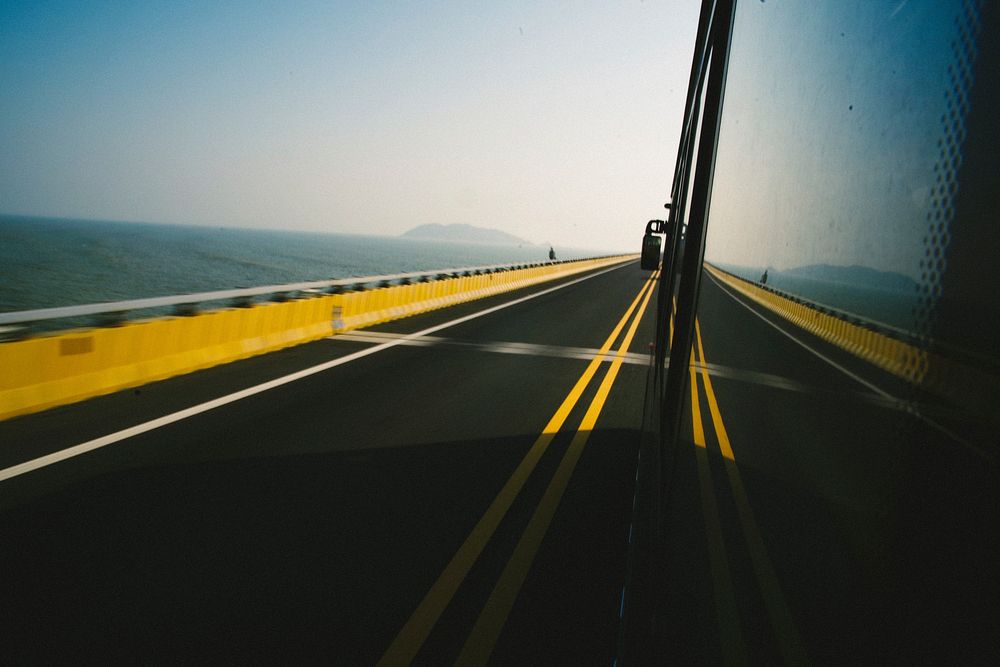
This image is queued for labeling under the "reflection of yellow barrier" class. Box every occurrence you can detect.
[705,263,928,383]
[0,256,636,421]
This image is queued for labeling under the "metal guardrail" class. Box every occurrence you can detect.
[0,258,604,330]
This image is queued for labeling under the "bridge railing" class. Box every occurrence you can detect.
[0,255,636,421]
[0,258,611,338]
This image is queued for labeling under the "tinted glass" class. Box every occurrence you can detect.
[677,0,997,661]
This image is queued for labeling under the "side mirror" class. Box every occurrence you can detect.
[640,233,661,270]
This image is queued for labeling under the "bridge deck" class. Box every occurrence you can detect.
[1,262,994,663]
[1,262,657,663]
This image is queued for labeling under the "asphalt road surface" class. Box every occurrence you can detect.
[0,261,659,664]
[2,262,995,664]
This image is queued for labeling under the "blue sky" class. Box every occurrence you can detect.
[1,1,701,251]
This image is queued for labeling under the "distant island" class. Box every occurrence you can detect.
[401,223,532,246]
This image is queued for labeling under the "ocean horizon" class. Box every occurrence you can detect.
[0,215,613,314]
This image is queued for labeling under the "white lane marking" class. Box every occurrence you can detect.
[706,271,985,459]
[0,262,633,483]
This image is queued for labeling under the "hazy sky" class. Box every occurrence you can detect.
[0,1,700,251]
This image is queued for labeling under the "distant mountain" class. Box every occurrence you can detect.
[401,224,531,246]
[782,264,917,292]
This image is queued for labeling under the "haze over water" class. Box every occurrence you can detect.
[0,216,593,313]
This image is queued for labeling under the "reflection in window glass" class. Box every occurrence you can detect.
[661,1,999,662]
[707,1,970,334]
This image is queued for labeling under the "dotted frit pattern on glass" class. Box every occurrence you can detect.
[915,0,983,352]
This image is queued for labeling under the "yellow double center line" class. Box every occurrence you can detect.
[379,270,659,665]
[689,317,807,665]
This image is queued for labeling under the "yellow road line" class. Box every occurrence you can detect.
[377,270,658,666]
[694,319,808,665]
[455,270,658,665]
[688,353,747,665]
[670,295,675,345]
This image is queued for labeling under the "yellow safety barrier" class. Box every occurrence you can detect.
[331,259,631,333]
[705,263,929,383]
[0,256,636,421]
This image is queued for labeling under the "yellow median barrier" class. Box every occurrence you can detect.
[1,256,636,421]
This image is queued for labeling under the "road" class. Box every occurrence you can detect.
[0,261,659,664]
[1,261,995,664]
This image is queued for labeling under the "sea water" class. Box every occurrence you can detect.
[0,216,597,313]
